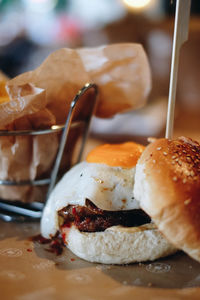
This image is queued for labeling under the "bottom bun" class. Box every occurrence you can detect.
[62,224,177,264]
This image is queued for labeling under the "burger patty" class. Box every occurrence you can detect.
[58,199,151,232]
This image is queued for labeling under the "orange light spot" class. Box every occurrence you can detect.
[86,142,145,168]
[0,81,10,104]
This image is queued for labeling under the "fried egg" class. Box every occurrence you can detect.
[41,142,145,238]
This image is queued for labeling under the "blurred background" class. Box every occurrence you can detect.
[0,0,200,144]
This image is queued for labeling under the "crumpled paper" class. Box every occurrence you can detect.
[0,83,46,128]
[7,43,151,121]
[0,43,151,202]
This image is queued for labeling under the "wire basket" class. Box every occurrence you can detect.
[0,83,98,222]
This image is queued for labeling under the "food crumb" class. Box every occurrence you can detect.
[70,258,75,262]
[27,248,32,252]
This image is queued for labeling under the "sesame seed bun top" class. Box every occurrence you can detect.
[134,137,200,262]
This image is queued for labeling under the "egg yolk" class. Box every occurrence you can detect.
[0,81,10,104]
[86,142,145,168]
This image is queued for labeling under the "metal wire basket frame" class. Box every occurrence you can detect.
[0,83,98,222]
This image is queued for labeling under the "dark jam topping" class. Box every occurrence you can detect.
[30,233,64,255]
[30,234,51,244]
[45,238,64,256]
[58,199,151,232]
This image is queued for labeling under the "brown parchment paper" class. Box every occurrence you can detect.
[7,44,151,122]
[0,44,151,202]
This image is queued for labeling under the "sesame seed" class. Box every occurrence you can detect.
[186,157,191,162]
[184,199,191,205]
[183,178,187,183]
[192,149,196,152]
[153,160,156,163]
[163,152,167,156]
[178,161,182,166]
[182,150,187,154]
[172,155,176,159]
[171,161,175,165]
[157,147,162,150]
[190,170,195,176]
[173,176,178,181]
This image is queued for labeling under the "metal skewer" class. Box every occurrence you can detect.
[165,0,191,139]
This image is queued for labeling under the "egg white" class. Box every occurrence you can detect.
[41,161,140,238]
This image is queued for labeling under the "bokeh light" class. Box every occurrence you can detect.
[123,0,154,11]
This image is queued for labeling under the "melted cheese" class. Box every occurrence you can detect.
[86,142,145,168]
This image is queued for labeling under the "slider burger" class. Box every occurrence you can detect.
[41,142,176,264]
[134,136,200,263]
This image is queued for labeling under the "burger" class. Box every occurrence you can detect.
[41,141,177,264]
